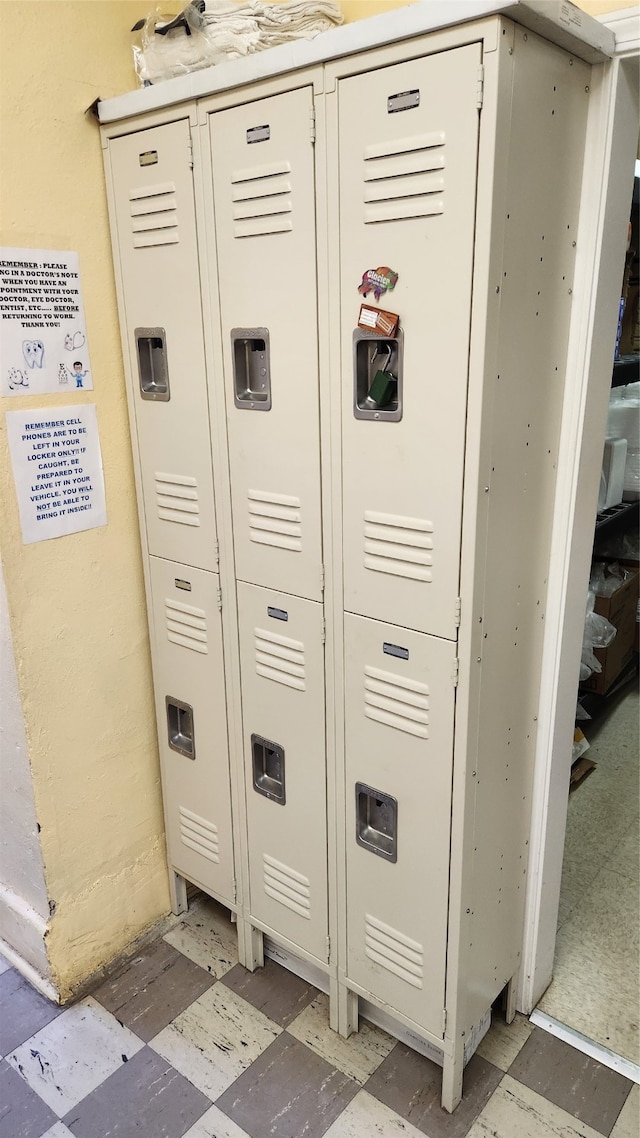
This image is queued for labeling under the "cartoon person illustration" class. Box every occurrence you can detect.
[69,360,89,388]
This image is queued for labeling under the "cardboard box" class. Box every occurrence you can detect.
[582,568,639,694]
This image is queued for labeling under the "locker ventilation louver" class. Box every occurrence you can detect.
[155,473,201,527]
[248,490,302,551]
[179,807,219,863]
[363,510,433,581]
[365,914,424,989]
[165,598,208,654]
[364,666,429,738]
[254,627,306,691]
[263,854,311,920]
[363,131,445,224]
[230,159,292,238]
[129,181,179,248]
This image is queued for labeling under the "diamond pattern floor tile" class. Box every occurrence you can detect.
[215,1032,359,1138]
[0,1058,56,1138]
[220,959,318,1028]
[466,1075,605,1138]
[365,1044,503,1138]
[93,938,215,1042]
[323,1088,429,1137]
[6,997,144,1117]
[0,970,62,1057]
[182,1104,251,1138]
[508,1028,633,1136]
[62,1046,211,1138]
[163,899,239,979]
[287,994,396,1084]
[150,982,281,1101]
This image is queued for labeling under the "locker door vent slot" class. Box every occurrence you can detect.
[179,806,220,863]
[166,697,195,759]
[263,853,311,919]
[248,490,302,551]
[364,666,429,738]
[165,598,208,654]
[155,473,200,527]
[363,131,445,224]
[363,509,433,582]
[364,914,424,988]
[232,329,271,409]
[251,733,285,804]
[254,627,306,690]
[230,159,292,238]
[353,329,403,420]
[136,327,169,400]
[129,182,179,247]
[356,783,398,862]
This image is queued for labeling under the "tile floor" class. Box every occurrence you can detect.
[538,684,639,1064]
[1,896,638,1138]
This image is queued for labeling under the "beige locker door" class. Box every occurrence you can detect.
[237,582,328,962]
[344,613,456,1034]
[149,556,234,904]
[337,45,481,639]
[109,122,217,572]
[209,90,323,602]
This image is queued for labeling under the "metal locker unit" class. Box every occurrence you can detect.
[209,88,324,602]
[344,613,457,1035]
[98,1,612,1114]
[148,557,235,904]
[108,121,218,573]
[337,45,482,641]
[236,581,328,964]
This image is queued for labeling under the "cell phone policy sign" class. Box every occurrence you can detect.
[0,248,93,396]
[6,405,107,543]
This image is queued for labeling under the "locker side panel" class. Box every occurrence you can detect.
[109,122,218,571]
[149,556,234,903]
[237,582,328,962]
[344,613,456,1033]
[209,90,323,602]
[337,45,481,639]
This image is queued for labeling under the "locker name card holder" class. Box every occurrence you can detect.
[247,125,270,144]
[358,304,399,337]
[388,89,420,114]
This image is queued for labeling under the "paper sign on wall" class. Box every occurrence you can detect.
[6,405,107,544]
[0,248,93,397]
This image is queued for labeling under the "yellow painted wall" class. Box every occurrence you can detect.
[339,0,638,21]
[0,1,169,999]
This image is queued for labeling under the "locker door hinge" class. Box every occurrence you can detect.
[321,618,326,645]
[452,657,459,687]
[442,1008,447,1036]
[216,586,223,611]
[320,563,325,593]
[213,540,220,572]
[326,934,331,960]
[309,104,316,145]
[232,878,237,904]
[454,597,461,628]
[187,136,194,169]
[476,64,485,110]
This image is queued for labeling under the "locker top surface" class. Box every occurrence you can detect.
[98,0,613,124]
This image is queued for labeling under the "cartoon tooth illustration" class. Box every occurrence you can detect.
[22,339,45,368]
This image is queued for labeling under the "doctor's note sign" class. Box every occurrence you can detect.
[0,248,93,396]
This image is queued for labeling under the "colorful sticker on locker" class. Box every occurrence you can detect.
[358,267,398,302]
[358,304,399,337]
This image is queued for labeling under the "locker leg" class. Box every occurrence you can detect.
[504,975,517,1025]
[169,871,188,916]
[331,978,358,1038]
[237,916,264,972]
[441,1038,464,1114]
